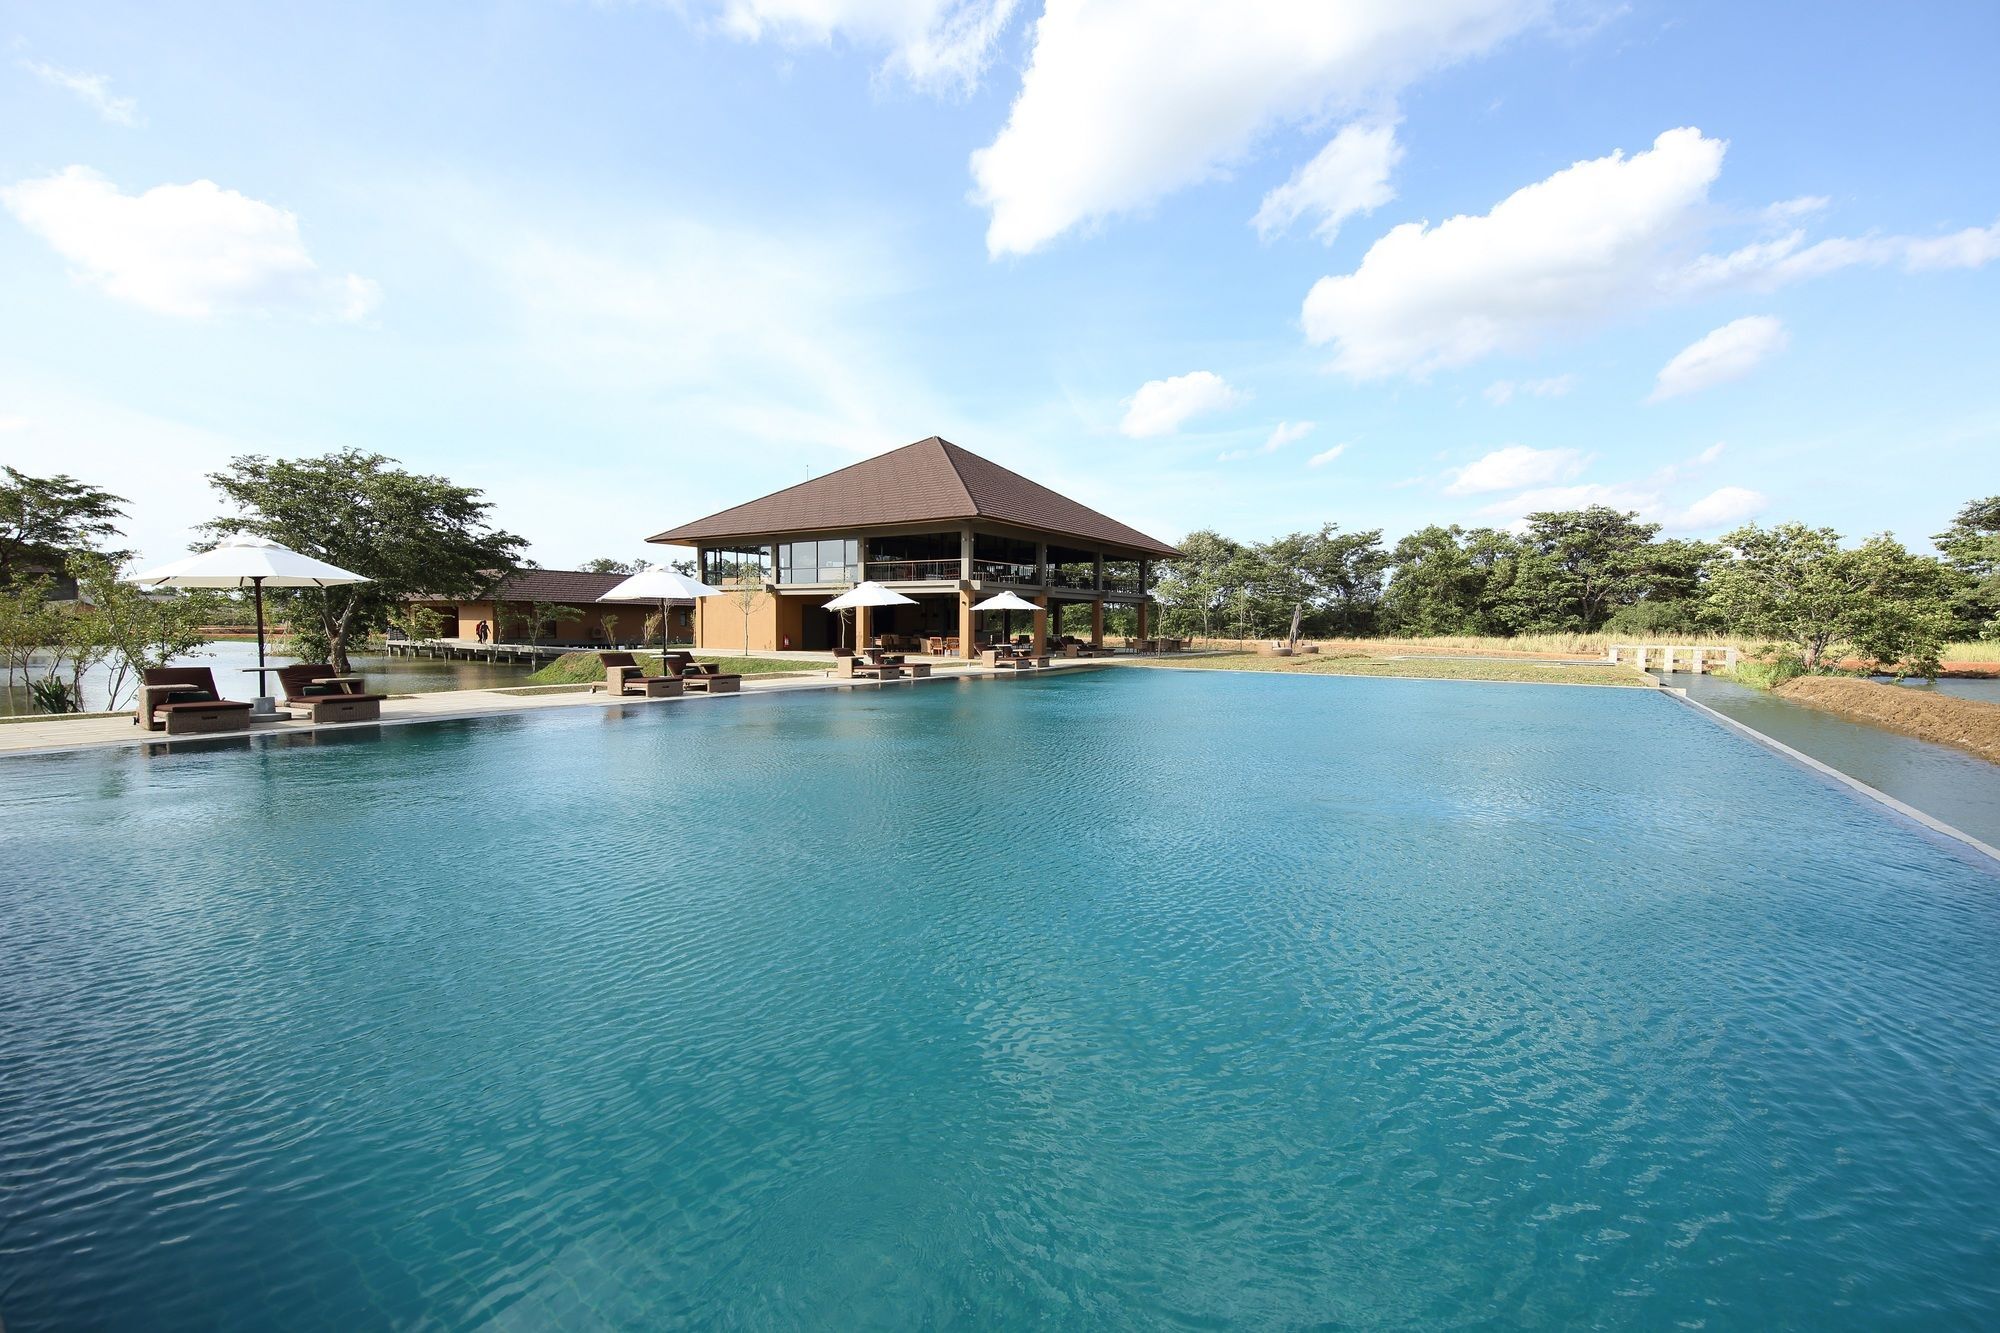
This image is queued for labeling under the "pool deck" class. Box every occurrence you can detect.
[0,656,1123,759]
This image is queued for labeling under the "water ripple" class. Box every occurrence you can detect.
[3,670,1999,1328]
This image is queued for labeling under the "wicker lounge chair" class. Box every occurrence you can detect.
[662,653,741,694]
[137,667,255,735]
[276,664,387,723]
[834,656,901,681]
[599,652,682,698]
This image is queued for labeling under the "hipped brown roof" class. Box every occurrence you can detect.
[482,569,690,606]
[647,437,1179,559]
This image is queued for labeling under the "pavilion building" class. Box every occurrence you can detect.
[647,436,1178,656]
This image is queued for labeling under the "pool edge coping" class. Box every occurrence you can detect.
[1662,686,2000,869]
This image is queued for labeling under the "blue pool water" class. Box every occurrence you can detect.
[3,670,1998,1328]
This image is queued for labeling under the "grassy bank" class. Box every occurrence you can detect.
[1185,632,1747,659]
[1133,650,1653,688]
[524,651,817,686]
[1777,676,2000,765]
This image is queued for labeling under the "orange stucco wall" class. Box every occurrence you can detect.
[696,589,781,652]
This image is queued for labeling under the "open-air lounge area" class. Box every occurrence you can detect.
[649,436,1182,662]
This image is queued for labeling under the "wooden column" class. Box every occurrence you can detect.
[1136,601,1150,638]
[1091,600,1105,647]
[958,587,975,658]
[1031,594,1048,656]
[855,602,871,652]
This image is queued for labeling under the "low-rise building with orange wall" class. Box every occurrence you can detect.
[412,569,694,647]
[648,436,1177,657]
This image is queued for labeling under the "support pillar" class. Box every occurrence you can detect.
[854,602,870,652]
[958,587,975,658]
[1692,647,1706,674]
[1091,600,1105,647]
[1136,601,1150,640]
[1031,594,1048,656]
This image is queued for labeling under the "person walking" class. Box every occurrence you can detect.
[476,619,489,644]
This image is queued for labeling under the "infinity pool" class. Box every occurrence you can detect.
[3,670,1998,1328]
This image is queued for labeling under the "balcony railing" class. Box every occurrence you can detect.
[1047,566,1098,590]
[863,558,961,582]
[972,559,1039,585]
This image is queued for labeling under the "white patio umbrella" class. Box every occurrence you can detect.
[131,535,370,712]
[822,581,917,651]
[602,565,725,653]
[972,589,1041,646]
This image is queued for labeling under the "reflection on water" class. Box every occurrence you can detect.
[1671,673,2000,848]
[5,672,2000,1327]
[1886,674,2000,704]
[0,638,532,715]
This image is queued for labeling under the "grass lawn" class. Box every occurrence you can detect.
[525,651,820,686]
[1137,651,1655,688]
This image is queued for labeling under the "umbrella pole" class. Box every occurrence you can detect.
[252,576,271,714]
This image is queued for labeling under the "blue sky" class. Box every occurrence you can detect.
[2,0,1995,568]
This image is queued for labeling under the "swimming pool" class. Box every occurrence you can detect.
[3,670,1997,1327]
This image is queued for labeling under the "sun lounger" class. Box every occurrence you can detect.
[662,651,729,679]
[598,652,682,698]
[137,667,255,735]
[835,657,901,681]
[662,655,741,693]
[276,664,387,723]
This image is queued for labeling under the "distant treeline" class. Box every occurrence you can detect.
[1155,499,2000,673]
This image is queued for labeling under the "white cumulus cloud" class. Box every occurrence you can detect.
[1444,444,1587,495]
[1905,220,2000,271]
[1483,373,1575,405]
[2,166,379,320]
[1674,485,1766,529]
[21,60,140,126]
[1218,418,1313,461]
[1648,315,1787,403]
[1303,127,1727,379]
[971,0,1545,257]
[1253,121,1402,243]
[1120,370,1241,438]
[716,0,1020,93]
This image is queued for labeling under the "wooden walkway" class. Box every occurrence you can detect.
[384,639,663,666]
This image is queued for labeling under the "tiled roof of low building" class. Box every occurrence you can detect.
[647,436,1179,559]
[482,569,690,606]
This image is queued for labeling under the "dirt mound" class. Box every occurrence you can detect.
[1777,676,2000,765]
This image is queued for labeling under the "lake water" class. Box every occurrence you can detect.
[0,638,533,716]
[3,669,1997,1327]
[1675,673,2000,849]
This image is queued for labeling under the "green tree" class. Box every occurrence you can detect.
[1934,496,2000,638]
[728,576,762,654]
[1155,529,1253,639]
[69,555,221,710]
[203,451,525,673]
[1259,525,1389,636]
[1493,507,1661,632]
[0,466,127,586]
[1382,525,1486,635]
[386,602,446,645]
[503,601,584,649]
[1706,523,1954,673]
[582,557,637,574]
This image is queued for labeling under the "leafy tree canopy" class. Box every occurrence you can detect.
[0,465,128,585]
[203,451,525,672]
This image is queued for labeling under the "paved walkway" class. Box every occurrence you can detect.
[0,657,1130,759]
